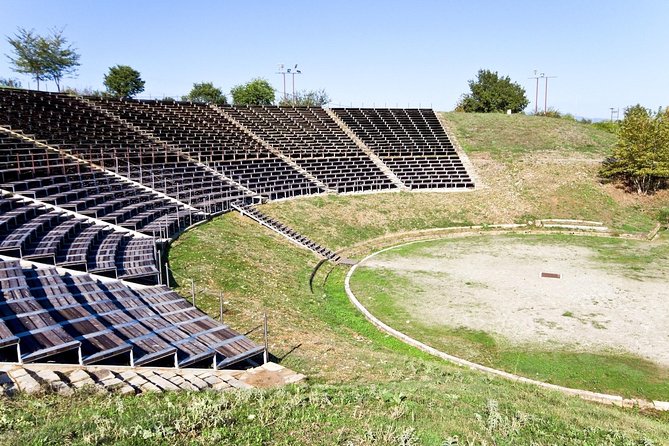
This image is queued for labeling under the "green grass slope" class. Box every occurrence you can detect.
[444,112,616,156]
[3,114,669,445]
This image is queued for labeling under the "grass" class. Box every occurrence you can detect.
[348,234,669,401]
[443,112,617,157]
[3,381,668,445]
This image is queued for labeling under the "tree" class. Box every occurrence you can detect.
[6,27,80,92]
[279,89,330,107]
[182,82,227,105]
[0,77,22,88]
[456,69,529,113]
[41,28,80,92]
[600,105,669,194]
[230,78,275,105]
[6,28,47,90]
[103,65,145,99]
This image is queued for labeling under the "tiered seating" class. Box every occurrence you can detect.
[331,108,474,189]
[0,260,262,367]
[90,98,323,200]
[0,195,158,283]
[0,260,82,363]
[224,106,396,193]
[0,131,199,238]
[0,89,251,214]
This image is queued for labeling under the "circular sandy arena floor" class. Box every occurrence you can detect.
[357,234,669,367]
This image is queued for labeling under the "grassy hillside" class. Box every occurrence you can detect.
[444,112,616,156]
[4,114,669,445]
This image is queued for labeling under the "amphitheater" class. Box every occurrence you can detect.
[0,88,478,394]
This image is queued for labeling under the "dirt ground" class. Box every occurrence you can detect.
[361,236,669,367]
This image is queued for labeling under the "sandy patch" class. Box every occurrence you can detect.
[361,237,669,366]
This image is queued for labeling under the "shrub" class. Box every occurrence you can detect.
[600,105,669,194]
[592,121,619,133]
[456,69,529,113]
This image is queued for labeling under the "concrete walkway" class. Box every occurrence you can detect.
[0,362,305,396]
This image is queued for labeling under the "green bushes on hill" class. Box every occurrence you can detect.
[600,105,669,194]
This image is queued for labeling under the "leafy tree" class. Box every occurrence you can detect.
[230,78,275,105]
[103,65,145,99]
[6,28,47,90]
[600,105,669,194]
[182,82,227,105]
[0,77,22,88]
[279,89,330,107]
[6,27,80,92]
[41,28,80,92]
[457,69,529,113]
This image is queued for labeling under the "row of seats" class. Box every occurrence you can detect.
[0,194,158,282]
[0,260,262,367]
[89,98,324,200]
[0,132,201,238]
[0,89,255,215]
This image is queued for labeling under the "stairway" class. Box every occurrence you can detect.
[232,201,342,262]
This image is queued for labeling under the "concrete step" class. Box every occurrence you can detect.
[1,362,304,395]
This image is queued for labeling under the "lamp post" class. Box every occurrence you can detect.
[286,64,302,103]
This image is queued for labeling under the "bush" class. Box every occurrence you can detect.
[103,65,145,99]
[533,108,562,119]
[230,78,274,105]
[456,69,529,113]
[659,208,669,225]
[182,82,227,105]
[592,121,619,133]
[600,105,669,194]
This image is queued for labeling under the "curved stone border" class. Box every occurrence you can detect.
[344,232,669,412]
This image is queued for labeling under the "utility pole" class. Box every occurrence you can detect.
[286,64,301,103]
[543,74,557,114]
[529,70,544,114]
[276,64,287,101]
[610,107,619,122]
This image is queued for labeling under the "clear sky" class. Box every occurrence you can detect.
[1,0,667,119]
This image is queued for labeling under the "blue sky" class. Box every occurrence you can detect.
[1,0,667,119]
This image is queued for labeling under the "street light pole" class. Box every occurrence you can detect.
[286,64,301,103]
